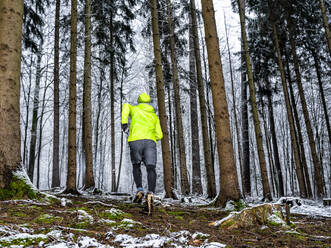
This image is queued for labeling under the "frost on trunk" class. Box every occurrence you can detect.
[0,0,24,190]
[201,0,241,206]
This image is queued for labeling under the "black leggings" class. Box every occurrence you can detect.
[133,163,156,193]
[129,140,157,193]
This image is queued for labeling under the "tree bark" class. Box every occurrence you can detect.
[110,11,116,192]
[0,0,24,189]
[266,79,284,197]
[65,0,79,194]
[241,47,250,197]
[237,0,271,200]
[150,0,175,198]
[83,0,95,190]
[285,13,324,198]
[52,0,60,188]
[166,0,190,195]
[189,13,202,195]
[28,40,43,184]
[190,0,216,198]
[201,0,241,206]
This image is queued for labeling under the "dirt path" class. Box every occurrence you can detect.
[0,195,330,247]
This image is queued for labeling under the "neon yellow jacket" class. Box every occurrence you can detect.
[121,93,163,143]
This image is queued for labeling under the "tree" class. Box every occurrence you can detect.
[201,0,241,206]
[150,0,175,198]
[0,0,24,189]
[52,0,60,188]
[284,8,324,198]
[64,0,79,194]
[237,0,271,200]
[190,0,216,198]
[83,0,95,190]
[189,11,203,195]
[166,0,190,195]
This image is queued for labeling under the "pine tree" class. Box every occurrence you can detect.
[0,0,24,189]
[201,0,241,206]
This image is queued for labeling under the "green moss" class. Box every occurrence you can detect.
[175,216,184,221]
[220,220,235,228]
[167,210,185,216]
[35,214,63,224]
[0,176,37,200]
[234,200,247,211]
[71,220,90,229]
[99,209,131,220]
[274,211,282,219]
[0,236,48,247]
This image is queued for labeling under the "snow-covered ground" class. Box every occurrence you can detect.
[1,194,330,247]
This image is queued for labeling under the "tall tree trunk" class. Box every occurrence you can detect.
[241,47,250,197]
[83,0,94,190]
[319,0,331,57]
[311,50,331,149]
[285,54,313,198]
[65,0,79,194]
[266,79,284,196]
[23,55,33,168]
[189,13,202,195]
[166,0,189,195]
[237,0,271,200]
[268,16,307,197]
[150,0,175,198]
[224,13,244,194]
[190,0,216,198]
[116,65,125,192]
[52,0,61,188]
[110,12,116,192]
[28,40,43,184]
[201,0,241,206]
[285,13,324,198]
[0,0,24,189]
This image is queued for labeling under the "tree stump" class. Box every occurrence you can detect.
[209,203,286,230]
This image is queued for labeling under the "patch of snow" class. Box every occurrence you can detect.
[267,214,286,226]
[0,233,48,242]
[260,225,268,230]
[83,201,114,207]
[192,232,210,240]
[105,208,125,216]
[77,236,107,248]
[204,242,227,248]
[98,219,116,225]
[121,218,142,225]
[76,209,94,222]
[224,201,235,211]
[291,204,331,218]
[61,198,72,207]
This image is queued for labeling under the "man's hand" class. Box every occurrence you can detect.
[122,123,128,133]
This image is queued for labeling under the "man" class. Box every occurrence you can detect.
[121,93,163,214]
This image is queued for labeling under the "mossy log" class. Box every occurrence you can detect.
[210,203,286,230]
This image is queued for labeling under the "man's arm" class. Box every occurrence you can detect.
[121,103,132,124]
[155,118,163,141]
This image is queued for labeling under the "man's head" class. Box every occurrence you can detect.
[137,93,150,103]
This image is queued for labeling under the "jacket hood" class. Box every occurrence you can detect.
[137,93,150,103]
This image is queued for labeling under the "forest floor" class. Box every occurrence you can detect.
[0,193,330,247]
